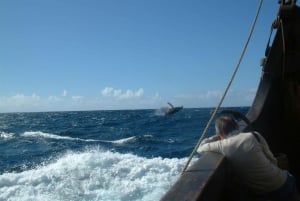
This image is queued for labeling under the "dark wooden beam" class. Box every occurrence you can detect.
[161,152,229,201]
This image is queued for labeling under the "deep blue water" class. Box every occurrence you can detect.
[0,107,249,201]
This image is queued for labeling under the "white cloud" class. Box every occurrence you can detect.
[48,96,61,102]
[153,93,160,100]
[113,89,122,97]
[188,90,222,102]
[173,89,256,108]
[101,87,114,97]
[0,88,256,113]
[62,90,67,97]
[72,96,83,101]
[205,90,222,99]
[0,93,41,112]
[101,87,144,99]
[135,88,144,97]
[10,93,40,106]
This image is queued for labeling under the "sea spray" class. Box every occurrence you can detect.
[0,147,185,201]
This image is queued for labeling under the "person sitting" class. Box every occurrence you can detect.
[197,116,299,201]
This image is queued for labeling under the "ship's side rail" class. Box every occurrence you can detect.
[160,152,230,201]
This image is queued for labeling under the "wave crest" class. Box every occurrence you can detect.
[0,131,14,139]
[22,131,99,142]
[0,148,186,201]
[21,131,151,145]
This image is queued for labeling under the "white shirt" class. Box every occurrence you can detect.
[197,132,287,194]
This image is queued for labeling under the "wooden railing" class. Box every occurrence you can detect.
[160,152,230,201]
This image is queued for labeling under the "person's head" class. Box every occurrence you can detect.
[215,116,238,136]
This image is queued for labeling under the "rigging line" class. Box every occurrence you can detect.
[181,0,264,174]
[280,19,287,80]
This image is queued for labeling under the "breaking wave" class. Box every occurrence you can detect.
[0,148,186,201]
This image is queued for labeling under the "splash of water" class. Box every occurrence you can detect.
[0,147,185,201]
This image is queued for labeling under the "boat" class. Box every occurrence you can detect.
[161,0,300,200]
[163,102,183,115]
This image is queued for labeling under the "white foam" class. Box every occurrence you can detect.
[0,148,186,201]
[154,109,166,116]
[111,136,137,144]
[109,135,154,144]
[21,131,143,145]
[0,131,14,139]
[22,131,98,142]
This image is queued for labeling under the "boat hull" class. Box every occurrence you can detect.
[161,2,300,200]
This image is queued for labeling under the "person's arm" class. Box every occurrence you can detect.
[200,134,221,145]
[197,135,222,153]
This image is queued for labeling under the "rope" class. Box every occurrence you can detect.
[181,0,264,174]
[280,19,286,80]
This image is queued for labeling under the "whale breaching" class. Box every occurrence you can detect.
[163,102,183,115]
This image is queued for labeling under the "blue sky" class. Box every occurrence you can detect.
[0,0,281,112]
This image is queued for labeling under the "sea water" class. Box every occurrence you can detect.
[0,107,248,201]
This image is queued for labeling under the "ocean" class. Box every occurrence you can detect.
[0,107,248,201]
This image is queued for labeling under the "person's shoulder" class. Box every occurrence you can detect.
[228,132,253,140]
[236,132,264,144]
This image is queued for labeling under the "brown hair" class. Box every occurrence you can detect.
[215,116,238,135]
